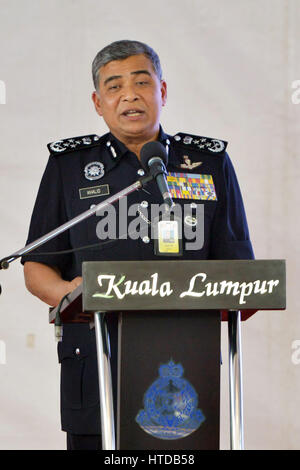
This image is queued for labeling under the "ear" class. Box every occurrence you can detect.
[160,80,167,107]
[92,91,103,117]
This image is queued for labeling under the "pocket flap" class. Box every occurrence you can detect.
[58,342,90,362]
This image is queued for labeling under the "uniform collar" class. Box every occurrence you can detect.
[102,126,171,173]
[106,126,170,157]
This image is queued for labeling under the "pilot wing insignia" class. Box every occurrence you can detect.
[180,155,202,170]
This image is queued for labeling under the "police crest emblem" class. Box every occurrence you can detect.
[84,161,105,181]
[135,360,205,440]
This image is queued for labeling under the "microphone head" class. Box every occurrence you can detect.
[140,141,168,171]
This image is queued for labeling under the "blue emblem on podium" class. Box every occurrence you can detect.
[135,360,205,440]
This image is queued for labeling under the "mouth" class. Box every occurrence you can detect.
[121,109,145,118]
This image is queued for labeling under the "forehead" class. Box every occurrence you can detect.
[98,54,156,82]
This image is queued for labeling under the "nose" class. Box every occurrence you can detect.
[122,83,139,102]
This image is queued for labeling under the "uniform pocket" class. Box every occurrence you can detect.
[58,341,99,409]
[178,201,215,253]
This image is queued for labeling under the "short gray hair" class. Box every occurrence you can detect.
[92,40,163,92]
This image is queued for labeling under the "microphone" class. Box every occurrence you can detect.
[140,141,174,209]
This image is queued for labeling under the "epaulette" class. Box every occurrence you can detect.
[172,132,227,155]
[47,134,101,155]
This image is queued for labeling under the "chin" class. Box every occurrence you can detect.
[123,123,157,137]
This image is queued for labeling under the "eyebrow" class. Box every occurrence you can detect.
[103,70,151,86]
[131,70,151,77]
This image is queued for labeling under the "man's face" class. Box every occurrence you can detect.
[92,54,167,143]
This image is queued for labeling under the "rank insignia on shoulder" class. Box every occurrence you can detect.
[47,134,101,155]
[173,132,227,155]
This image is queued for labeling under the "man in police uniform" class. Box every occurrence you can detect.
[22,40,254,450]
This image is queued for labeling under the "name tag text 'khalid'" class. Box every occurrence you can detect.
[92,272,280,305]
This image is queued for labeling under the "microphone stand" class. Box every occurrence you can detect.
[0,174,153,269]
[0,173,153,451]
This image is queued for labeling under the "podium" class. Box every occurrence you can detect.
[49,260,286,450]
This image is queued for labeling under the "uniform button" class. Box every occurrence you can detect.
[141,200,148,208]
[190,202,197,209]
[142,236,150,244]
[137,169,145,176]
[75,348,80,356]
[184,215,197,226]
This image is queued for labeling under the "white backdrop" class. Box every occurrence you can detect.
[0,0,299,450]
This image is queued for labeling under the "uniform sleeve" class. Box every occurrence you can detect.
[209,152,254,260]
[20,155,72,275]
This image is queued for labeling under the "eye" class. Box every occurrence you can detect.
[108,84,121,91]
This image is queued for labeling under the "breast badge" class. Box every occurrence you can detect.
[84,161,105,181]
[135,360,205,440]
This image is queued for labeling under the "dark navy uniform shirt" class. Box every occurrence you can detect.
[21,127,254,434]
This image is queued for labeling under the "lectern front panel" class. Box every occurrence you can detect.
[118,310,220,450]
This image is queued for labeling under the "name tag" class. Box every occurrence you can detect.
[166,172,217,201]
[79,184,110,199]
